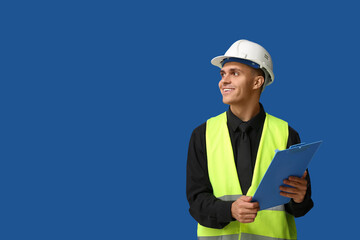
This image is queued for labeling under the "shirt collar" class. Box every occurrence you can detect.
[226,103,266,132]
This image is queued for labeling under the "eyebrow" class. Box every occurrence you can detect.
[220,68,244,73]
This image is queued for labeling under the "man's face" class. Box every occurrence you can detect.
[218,62,257,106]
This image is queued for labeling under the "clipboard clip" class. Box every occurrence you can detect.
[289,142,307,149]
[275,143,308,153]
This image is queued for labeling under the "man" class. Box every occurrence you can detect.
[186,39,313,240]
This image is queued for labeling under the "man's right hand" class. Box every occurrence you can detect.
[231,196,259,223]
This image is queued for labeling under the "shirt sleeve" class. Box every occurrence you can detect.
[186,123,234,229]
[284,126,314,217]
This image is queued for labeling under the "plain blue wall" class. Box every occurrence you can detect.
[1,1,358,239]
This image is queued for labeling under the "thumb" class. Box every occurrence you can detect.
[302,170,308,179]
[241,195,253,202]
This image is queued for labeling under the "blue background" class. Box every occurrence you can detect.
[1,1,359,239]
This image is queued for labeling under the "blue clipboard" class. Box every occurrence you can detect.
[252,140,322,210]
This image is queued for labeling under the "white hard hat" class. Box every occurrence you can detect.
[211,39,274,88]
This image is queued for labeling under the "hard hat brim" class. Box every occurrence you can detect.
[211,55,236,68]
[211,55,260,69]
[211,55,274,87]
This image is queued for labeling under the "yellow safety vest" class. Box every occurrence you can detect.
[198,112,297,240]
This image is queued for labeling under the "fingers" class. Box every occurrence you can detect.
[279,190,300,200]
[283,178,307,190]
[240,195,252,202]
[232,210,258,223]
[279,189,306,203]
[233,213,258,223]
[238,196,260,209]
[280,185,305,193]
[280,172,308,203]
[231,196,260,223]
[284,172,308,189]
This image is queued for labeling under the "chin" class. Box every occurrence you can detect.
[222,97,233,105]
[222,96,244,106]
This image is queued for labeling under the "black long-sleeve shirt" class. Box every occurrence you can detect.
[186,104,314,229]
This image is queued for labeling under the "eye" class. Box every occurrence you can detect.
[233,72,239,76]
[220,72,226,77]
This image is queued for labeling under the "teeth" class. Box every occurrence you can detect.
[224,89,232,92]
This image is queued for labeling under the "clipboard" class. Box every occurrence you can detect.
[252,140,322,210]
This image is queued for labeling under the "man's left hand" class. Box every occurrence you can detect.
[279,171,308,203]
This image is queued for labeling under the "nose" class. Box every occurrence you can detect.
[221,74,231,84]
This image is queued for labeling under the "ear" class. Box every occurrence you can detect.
[253,76,265,90]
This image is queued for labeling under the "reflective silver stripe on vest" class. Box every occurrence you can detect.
[199,233,294,240]
[198,234,239,240]
[240,233,294,240]
[218,196,285,212]
[218,195,242,201]
[264,205,285,211]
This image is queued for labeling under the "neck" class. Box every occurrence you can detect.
[230,101,260,122]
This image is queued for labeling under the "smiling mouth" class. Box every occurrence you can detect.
[223,88,234,94]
